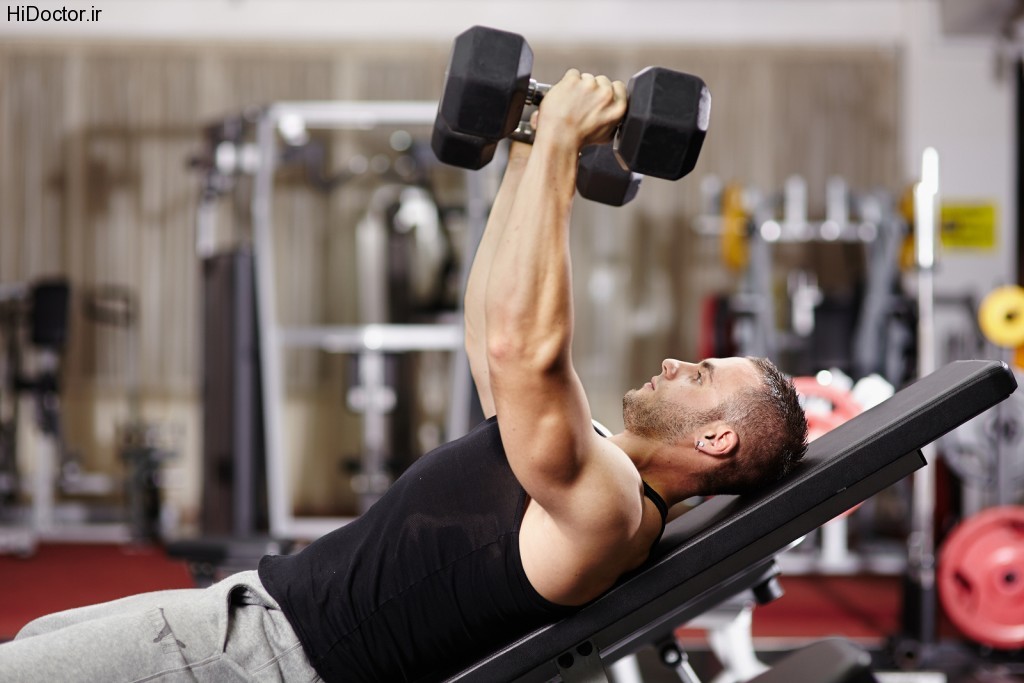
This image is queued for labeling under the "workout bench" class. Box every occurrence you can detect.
[440,359,1017,683]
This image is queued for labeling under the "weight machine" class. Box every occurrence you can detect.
[253,101,487,541]
[697,173,916,576]
[0,280,63,556]
[0,280,170,555]
[698,174,913,384]
[183,101,489,559]
[699,154,1024,666]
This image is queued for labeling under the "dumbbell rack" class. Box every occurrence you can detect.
[696,174,919,577]
[248,101,487,541]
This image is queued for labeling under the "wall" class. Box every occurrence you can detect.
[3,0,1014,307]
[0,0,1015,530]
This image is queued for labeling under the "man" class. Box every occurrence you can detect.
[0,70,806,682]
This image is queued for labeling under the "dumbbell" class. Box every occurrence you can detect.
[433,25,710,181]
[429,26,643,205]
[432,97,641,206]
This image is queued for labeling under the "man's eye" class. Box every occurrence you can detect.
[695,371,702,384]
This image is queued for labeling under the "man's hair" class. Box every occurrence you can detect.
[697,357,808,495]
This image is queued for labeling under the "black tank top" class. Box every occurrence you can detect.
[258,417,667,682]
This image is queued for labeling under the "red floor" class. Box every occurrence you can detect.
[0,543,912,645]
[0,543,194,639]
[752,573,903,640]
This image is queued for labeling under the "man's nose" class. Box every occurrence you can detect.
[662,359,683,377]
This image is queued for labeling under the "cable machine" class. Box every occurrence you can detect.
[184,101,490,560]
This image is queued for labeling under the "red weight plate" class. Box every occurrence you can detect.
[937,505,1024,650]
[793,377,864,519]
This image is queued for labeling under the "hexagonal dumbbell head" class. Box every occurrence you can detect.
[618,67,710,181]
[576,144,642,206]
[431,115,498,170]
[437,25,534,141]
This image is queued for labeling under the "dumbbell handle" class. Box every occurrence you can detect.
[524,79,551,107]
[508,118,537,145]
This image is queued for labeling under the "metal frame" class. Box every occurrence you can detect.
[907,147,941,645]
[250,101,481,540]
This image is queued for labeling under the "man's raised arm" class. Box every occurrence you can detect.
[483,71,629,515]
[463,141,532,419]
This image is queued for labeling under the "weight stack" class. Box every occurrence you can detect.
[201,248,266,537]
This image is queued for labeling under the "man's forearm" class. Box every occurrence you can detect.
[483,71,624,377]
[464,144,531,417]
[484,135,579,374]
[477,71,626,417]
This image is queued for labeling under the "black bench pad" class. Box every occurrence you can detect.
[441,360,1017,683]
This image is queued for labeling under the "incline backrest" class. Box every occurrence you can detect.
[443,360,1017,683]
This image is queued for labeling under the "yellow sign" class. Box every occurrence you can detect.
[940,202,997,250]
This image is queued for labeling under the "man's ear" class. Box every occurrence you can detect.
[696,421,739,458]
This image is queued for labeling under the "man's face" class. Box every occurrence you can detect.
[622,357,761,442]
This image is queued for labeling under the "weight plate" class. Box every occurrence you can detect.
[937,505,1024,650]
[792,376,862,442]
[793,377,863,520]
[978,285,1024,349]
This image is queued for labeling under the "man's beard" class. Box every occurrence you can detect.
[622,389,720,443]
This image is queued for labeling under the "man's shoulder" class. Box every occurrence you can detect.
[516,445,656,605]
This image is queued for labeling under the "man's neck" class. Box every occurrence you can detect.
[607,431,699,508]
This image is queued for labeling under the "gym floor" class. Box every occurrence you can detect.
[2,543,1020,682]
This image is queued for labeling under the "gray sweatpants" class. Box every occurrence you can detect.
[0,570,321,682]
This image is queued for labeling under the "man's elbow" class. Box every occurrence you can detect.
[486,333,567,377]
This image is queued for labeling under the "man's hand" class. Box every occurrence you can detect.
[534,70,628,152]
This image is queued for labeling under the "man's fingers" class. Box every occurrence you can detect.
[543,69,628,146]
[612,80,627,103]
